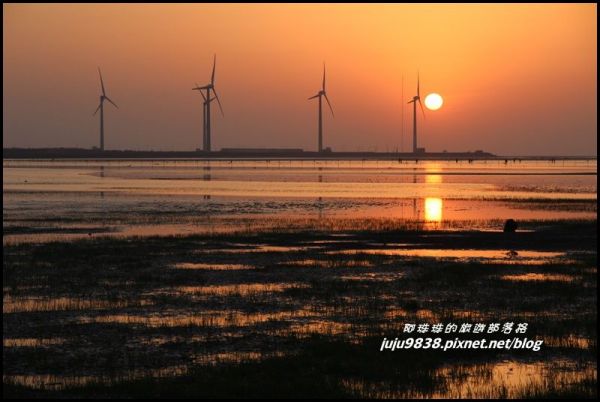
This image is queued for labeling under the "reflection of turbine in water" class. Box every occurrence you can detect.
[99,166,105,199]
[317,197,324,220]
[201,161,211,201]
[412,173,418,218]
[425,198,443,222]
[200,193,213,233]
[413,198,417,219]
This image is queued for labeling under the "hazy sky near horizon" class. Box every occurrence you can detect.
[3,3,597,155]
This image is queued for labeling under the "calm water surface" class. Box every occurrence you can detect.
[3,159,596,243]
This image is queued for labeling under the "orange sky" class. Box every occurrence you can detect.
[3,3,597,155]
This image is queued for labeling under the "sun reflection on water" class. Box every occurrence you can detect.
[425,197,443,222]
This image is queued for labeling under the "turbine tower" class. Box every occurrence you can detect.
[194,83,216,151]
[192,55,224,152]
[308,63,334,153]
[93,68,118,151]
[407,73,425,154]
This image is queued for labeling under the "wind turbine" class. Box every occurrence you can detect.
[407,73,425,154]
[93,68,118,151]
[194,83,215,151]
[308,63,334,153]
[192,55,224,152]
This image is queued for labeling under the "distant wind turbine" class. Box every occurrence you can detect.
[195,82,216,151]
[93,68,118,151]
[192,55,224,152]
[407,72,425,154]
[308,63,334,153]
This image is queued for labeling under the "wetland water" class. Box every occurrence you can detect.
[2,158,597,398]
[3,159,596,243]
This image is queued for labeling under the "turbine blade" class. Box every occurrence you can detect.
[322,63,326,91]
[211,54,216,85]
[194,83,207,101]
[93,103,101,116]
[195,89,207,101]
[417,71,420,98]
[407,99,415,104]
[211,87,224,116]
[418,98,425,119]
[105,96,119,109]
[324,94,334,117]
[98,67,106,96]
[308,94,319,100]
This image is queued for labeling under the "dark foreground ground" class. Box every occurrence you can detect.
[3,219,597,398]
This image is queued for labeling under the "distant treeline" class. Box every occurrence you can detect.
[2,147,509,160]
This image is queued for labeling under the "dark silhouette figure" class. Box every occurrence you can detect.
[503,219,518,233]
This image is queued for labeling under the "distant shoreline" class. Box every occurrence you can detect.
[2,147,597,161]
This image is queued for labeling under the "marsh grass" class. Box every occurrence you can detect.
[3,219,596,398]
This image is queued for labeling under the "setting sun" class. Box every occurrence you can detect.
[424,93,443,111]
